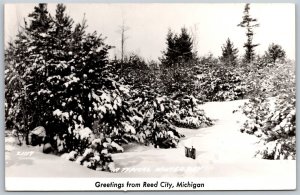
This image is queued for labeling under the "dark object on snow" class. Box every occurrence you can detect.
[154,137,176,149]
[185,146,196,159]
[31,134,44,146]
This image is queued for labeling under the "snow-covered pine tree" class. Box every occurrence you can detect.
[5,32,31,144]
[39,5,137,152]
[239,60,296,160]
[5,3,54,144]
[5,3,136,156]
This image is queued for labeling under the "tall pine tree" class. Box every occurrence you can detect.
[238,3,259,63]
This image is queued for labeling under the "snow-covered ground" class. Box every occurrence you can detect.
[5,100,296,180]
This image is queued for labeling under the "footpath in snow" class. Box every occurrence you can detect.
[112,100,295,178]
[6,100,296,179]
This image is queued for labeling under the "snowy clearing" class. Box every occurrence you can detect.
[6,100,296,179]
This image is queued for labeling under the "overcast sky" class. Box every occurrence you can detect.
[5,3,295,61]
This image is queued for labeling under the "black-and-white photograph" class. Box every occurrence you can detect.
[4,3,296,191]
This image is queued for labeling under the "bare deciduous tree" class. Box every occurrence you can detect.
[117,19,130,64]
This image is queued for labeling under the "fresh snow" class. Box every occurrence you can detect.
[5,100,296,180]
[74,126,93,139]
[39,33,48,38]
[122,122,136,134]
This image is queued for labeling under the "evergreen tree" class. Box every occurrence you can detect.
[160,27,196,95]
[5,4,54,143]
[27,3,51,32]
[43,3,76,135]
[264,43,286,64]
[5,32,31,144]
[238,3,259,63]
[161,29,178,67]
[161,27,194,67]
[5,3,134,149]
[220,38,239,66]
[176,28,193,63]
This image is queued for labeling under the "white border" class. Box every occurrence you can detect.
[6,177,296,191]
